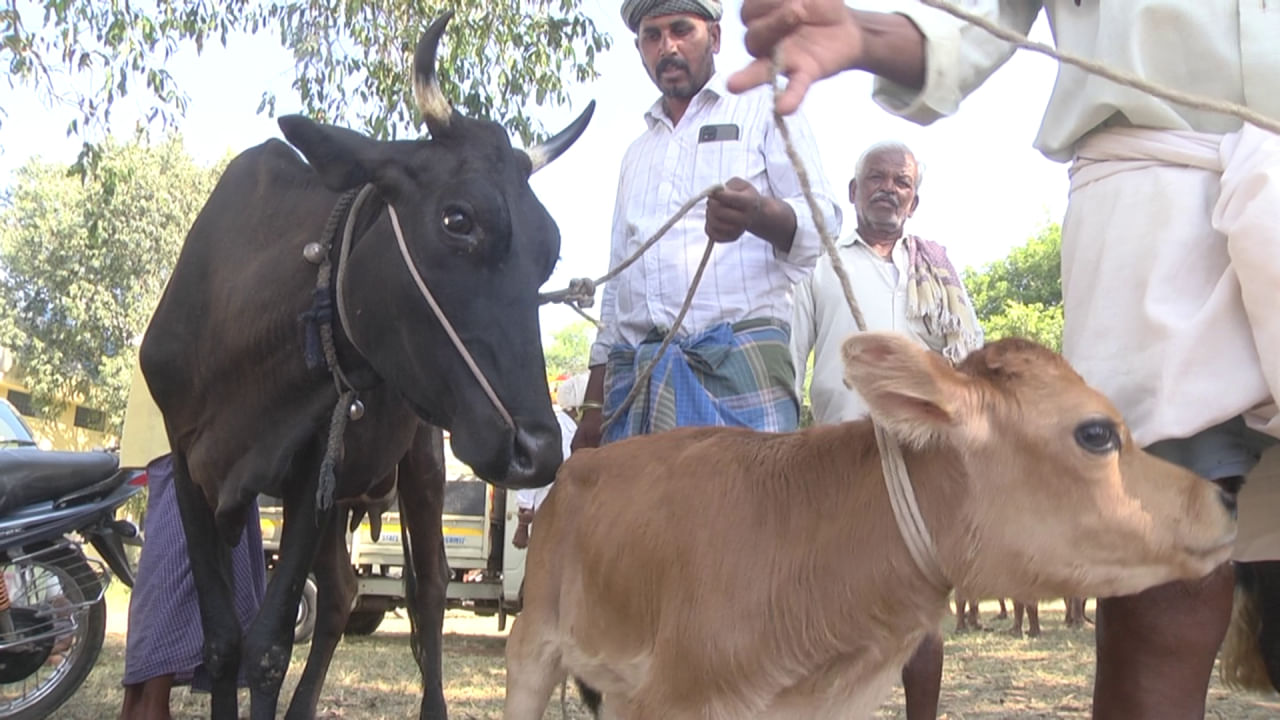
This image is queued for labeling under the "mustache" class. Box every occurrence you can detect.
[870,192,900,209]
[656,57,690,76]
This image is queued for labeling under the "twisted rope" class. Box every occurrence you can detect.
[539,185,723,310]
[311,189,362,515]
[770,52,948,590]
[599,238,717,435]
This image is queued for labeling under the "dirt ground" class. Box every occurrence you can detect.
[54,596,1280,719]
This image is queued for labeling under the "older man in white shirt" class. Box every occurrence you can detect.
[793,140,980,720]
[573,0,840,450]
[730,2,1280,718]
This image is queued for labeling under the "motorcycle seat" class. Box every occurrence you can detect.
[0,448,121,516]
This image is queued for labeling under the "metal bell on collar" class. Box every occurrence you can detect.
[348,398,365,421]
[303,242,327,264]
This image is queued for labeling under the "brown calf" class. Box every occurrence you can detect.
[504,334,1236,720]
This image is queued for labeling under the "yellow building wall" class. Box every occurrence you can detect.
[0,374,115,452]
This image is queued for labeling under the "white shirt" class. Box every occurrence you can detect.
[874,1,1280,161]
[792,232,975,425]
[589,74,841,366]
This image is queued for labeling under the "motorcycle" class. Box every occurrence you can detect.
[0,445,145,719]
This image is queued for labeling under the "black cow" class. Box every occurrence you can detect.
[138,13,591,719]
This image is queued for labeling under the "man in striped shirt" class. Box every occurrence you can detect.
[573,0,841,449]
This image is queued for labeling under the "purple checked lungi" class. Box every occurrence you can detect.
[122,454,266,688]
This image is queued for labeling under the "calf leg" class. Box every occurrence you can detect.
[901,631,943,720]
[244,473,335,720]
[398,425,450,720]
[997,598,1008,620]
[284,510,356,719]
[170,453,243,720]
[503,616,568,720]
[1026,601,1040,638]
[1092,562,1234,720]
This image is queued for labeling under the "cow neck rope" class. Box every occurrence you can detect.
[770,53,949,592]
[307,186,363,513]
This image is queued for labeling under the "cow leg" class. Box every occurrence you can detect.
[284,510,357,719]
[170,452,243,720]
[1092,563,1234,720]
[997,598,1008,620]
[1026,601,1040,638]
[243,474,336,720]
[901,631,943,720]
[1065,597,1085,628]
[1011,601,1025,637]
[953,596,967,633]
[398,425,450,720]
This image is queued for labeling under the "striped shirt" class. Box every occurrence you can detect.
[589,73,841,367]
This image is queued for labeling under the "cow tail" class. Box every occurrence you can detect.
[573,677,602,717]
[1220,561,1280,693]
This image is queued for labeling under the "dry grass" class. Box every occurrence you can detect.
[57,597,1280,719]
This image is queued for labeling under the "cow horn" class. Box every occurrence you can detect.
[413,12,455,135]
[527,100,596,174]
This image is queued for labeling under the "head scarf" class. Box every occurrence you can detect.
[621,0,722,32]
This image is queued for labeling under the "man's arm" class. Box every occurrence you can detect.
[572,365,607,451]
[729,1,1041,120]
[759,103,841,280]
[705,178,798,253]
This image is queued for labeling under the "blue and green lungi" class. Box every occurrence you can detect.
[602,319,799,444]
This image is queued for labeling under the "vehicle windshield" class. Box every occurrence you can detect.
[0,401,37,445]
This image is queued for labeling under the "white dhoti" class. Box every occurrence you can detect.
[1062,125,1280,562]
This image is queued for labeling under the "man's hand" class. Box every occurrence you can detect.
[727,0,864,114]
[571,408,604,451]
[706,178,764,243]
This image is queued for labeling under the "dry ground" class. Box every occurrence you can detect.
[56,594,1280,719]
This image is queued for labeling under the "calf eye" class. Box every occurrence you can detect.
[441,205,474,236]
[1075,420,1120,455]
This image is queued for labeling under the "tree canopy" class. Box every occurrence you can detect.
[963,221,1063,351]
[0,137,223,433]
[2,0,610,148]
[543,319,592,380]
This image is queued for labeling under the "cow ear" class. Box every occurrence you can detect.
[278,115,379,192]
[841,332,968,449]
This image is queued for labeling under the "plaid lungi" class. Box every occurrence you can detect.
[602,319,799,444]
[122,454,266,688]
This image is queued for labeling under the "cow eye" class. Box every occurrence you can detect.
[1074,420,1120,455]
[441,205,474,236]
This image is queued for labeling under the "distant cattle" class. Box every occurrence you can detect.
[954,594,1007,633]
[504,333,1237,719]
[139,12,591,719]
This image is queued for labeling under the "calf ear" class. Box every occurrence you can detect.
[278,115,379,192]
[842,332,968,448]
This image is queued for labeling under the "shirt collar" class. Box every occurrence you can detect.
[643,71,726,129]
[847,230,908,258]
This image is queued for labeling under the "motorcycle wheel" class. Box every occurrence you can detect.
[0,546,106,720]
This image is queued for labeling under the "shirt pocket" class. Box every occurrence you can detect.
[690,137,762,193]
